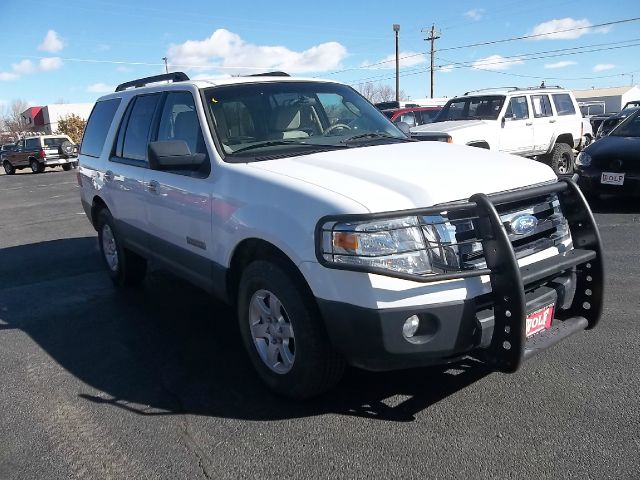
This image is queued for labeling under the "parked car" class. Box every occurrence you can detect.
[576,108,640,197]
[595,107,640,139]
[623,100,640,109]
[411,86,584,175]
[381,106,442,128]
[578,117,594,151]
[78,71,603,399]
[0,143,16,162]
[578,101,606,117]
[2,135,78,175]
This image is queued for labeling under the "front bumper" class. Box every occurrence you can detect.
[317,179,604,372]
[577,167,640,196]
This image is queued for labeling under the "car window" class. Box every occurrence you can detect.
[416,110,439,125]
[399,112,416,127]
[44,137,69,148]
[155,91,210,177]
[552,94,576,116]
[25,138,40,149]
[505,96,529,120]
[531,95,553,118]
[81,98,121,158]
[610,111,640,137]
[120,94,161,163]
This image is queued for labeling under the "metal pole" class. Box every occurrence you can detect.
[162,57,169,74]
[423,25,440,98]
[393,24,400,103]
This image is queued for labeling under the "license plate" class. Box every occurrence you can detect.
[601,172,625,185]
[526,304,554,337]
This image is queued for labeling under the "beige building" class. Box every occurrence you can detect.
[572,85,640,114]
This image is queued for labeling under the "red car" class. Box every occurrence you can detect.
[381,106,442,127]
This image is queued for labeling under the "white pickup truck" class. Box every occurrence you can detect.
[411,87,584,175]
[78,73,604,398]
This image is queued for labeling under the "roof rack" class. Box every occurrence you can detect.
[463,85,565,95]
[115,72,190,92]
[248,71,290,77]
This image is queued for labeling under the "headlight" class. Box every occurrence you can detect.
[319,215,463,275]
[576,152,592,167]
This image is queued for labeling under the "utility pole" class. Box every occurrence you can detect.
[393,24,400,103]
[422,24,440,98]
[162,57,169,74]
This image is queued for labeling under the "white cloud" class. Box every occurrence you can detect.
[87,83,116,93]
[12,59,36,74]
[472,54,524,71]
[545,60,577,69]
[167,28,347,74]
[464,9,485,21]
[0,72,19,81]
[38,30,64,53]
[593,63,615,72]
[363,51,427,69]
[39,57,63,71]
[527,18,607,40]
[97,43,111,51]
[439,64,454,73]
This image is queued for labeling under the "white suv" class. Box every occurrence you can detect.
[411,87,583,175]
[78,72,603,398]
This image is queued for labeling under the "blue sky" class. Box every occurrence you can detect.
[0,0,639,107]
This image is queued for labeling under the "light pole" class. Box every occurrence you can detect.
[393,24,400,103]
[162,57,168,74]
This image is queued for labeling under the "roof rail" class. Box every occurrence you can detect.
[463,87,520,95]
[115,72,190,92]
[463,85,565,95]
[248,71,290,77]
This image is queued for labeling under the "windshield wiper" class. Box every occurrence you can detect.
[340,132,410,144]
[231,140,346,154]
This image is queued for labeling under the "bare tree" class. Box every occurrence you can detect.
[1,99,30,140]
[356,82,408,104]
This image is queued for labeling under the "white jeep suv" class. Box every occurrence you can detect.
[78,72,603,398]
[411,87,583,175]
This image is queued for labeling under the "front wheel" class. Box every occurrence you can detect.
[97,208,147,287]
[237,260,345,399]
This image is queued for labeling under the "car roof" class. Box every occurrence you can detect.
[383,106,442,114]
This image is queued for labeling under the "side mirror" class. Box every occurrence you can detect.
[395,121,411,137]
[148,140,205,171]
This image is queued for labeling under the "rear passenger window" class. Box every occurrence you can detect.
[552,94,576,116]
[25,138,40,149]
[121,94,161,162]
[81,98,121,158]
[531,95,553,118]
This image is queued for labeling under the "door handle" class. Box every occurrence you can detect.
[104,170,114,182]
[147,180,160,194]
[549,119,556,123]
[525,122,533,126]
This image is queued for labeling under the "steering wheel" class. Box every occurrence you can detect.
[323,123,352,135]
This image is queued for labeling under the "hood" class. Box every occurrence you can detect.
[248,141,556,213]
[586,135,640,164]
[411,119,491,134]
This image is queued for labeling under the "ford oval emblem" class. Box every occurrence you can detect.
[510,214,538,235]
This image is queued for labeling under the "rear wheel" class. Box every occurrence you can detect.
[97,208,147,287]
[3,161,15,175]
[62,164,72,171]
[30,159,42,174]
[237,260,345,399]
[547,143,574,175]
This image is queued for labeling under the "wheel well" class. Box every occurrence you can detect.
[227,238,313,305]
[467,141,490,149]
[555,133,574,148]
[90,196,108,230]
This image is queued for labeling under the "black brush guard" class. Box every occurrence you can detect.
[470,178,604,372]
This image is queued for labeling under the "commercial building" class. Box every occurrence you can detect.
[21,103,94,135]
[572,85,640,114]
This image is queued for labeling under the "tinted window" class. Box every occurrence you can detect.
[25,138,40,149]
[611,111,640,137]
[44,137,69,148]
[122,94,161,162]
[505,96,529,120]
[81,98,121,158]
[552,94,576,116]
[399,112,416,126]
[531,95,553,118]
[416,110,439,124]
[155,91,210,177]
[437,96,505,121]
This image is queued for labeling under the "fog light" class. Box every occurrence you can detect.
[402,315,420,338]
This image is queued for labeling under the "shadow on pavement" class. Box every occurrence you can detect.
[588,195,640,214]
[0,237,491,422]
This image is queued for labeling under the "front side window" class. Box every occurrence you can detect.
[120,94,161,163]
[437,95,505,122]
[531,95,553,118]
[203,81,406,161]
[505,96,530,120]
[552,94,576,116]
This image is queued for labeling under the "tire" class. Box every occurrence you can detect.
[30,159,43,174]
[58,141,75,156]
[548,143,574,175]
[237,260,345,399]
[62,164,72,171]
[3,161,15,175]
[96,208,147,287]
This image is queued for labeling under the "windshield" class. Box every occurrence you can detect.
[610,110,640,137]
[203,81,406,160]
[435,95,505,122]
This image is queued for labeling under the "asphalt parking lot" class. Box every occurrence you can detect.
[1,168,639,479]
